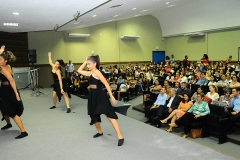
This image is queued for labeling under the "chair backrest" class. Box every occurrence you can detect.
[202,85,210,94]
[191,84,200,91]
[218,87,225,96]
[209,104,226,118]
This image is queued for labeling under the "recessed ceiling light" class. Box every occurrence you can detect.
[112,15,119,18]
[73,22,80,25]
[132,8,136,10]
[134,15,139,17]
[13,12,19,15]
[3,23,19,26]
[92,15,97,17]
[106,19,115,22]
[166,5,176,7]
[139,9,149,12]
[166,2,170,4]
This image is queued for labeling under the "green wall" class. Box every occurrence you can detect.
[28,15,163,64]
[165,29,240,61]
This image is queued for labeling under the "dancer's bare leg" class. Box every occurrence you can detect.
[13,115,25,132]
[107,117,123,139]
[94,122,103,134]
[62,93,70,108]
[52,91,57,106]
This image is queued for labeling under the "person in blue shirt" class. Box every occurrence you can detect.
[226,88,240,134]
[197,72,208,86]
[144,88,167,124]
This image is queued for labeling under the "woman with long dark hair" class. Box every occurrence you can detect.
[0,45,28,139]
[48,52,71,113]
[77,55,124,146]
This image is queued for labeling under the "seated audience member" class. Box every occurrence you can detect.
[73,77,80,91]
[206,85,219,101]
[142,79,162,109]
[188,74,197,85]
[172,72,180,83]
[226,73,232,84]
[214,70,221,82]
[117,79,129,101]
[179,73,188,84]
[191,86,203,102]
[173,82,181,95]
[110,80,117,97]
[229,75,240,88]
[128,78,137,95]
[161,94,193,132]
[144,88,167,124]
[79,75,89,96]
[177,82,191,98]
[226,88,240,134]
[208,75,216,86]
[216,74,228,88]
[155,89,182,127]
[163,80,171,95]
[170,93,210,138]
[117,75,124,86]
[146,69,154,82]
[165,72,174,83]
[219,89,232,111]
[197,72,208,86]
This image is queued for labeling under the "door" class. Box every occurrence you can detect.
[152,51,165,64]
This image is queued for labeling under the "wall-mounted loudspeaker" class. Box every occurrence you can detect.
[28,49,36,63]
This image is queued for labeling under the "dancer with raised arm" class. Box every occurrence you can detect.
[48,52,71,113]
[0,46,28,139]
[78,55,124,146]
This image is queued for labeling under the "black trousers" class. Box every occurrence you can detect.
[225,111,240,129]
[175,112,204,135]
[157,105,170,118]
[145,106,158,119]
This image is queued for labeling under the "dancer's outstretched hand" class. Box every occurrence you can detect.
[0,45,5,54]
[111,96,117,105]
[48,52,52,56]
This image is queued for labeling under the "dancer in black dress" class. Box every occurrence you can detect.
[0,46,28,139]
[78,55,124,146]
[48,52,71,113]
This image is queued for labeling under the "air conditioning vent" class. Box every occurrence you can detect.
[183,32,205,37]
[120,35,140,39]
[67,33,90,38]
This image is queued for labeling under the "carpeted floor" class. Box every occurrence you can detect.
[0,88,236,160]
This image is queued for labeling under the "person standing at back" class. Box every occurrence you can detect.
[182,55,188,69]
[66,60,75,80]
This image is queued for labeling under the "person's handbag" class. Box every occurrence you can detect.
[204,96,212,104]
[190,129,202,138]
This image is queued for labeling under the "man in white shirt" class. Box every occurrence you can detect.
[66,60,75,80]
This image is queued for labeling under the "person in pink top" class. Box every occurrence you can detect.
[160,94,193,132]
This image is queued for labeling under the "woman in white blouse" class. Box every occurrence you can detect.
[206,85,219,101]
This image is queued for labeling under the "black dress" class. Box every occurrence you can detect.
[88,75,118,125]
[0,73,24,118]
[52,71,71,102]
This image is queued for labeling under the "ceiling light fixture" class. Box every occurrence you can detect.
[73,22,80,25]
[166,2,169,4]
[13,12,19,15]
[106,19,114,22]
[134,15,139,17]
[3,23,19,26]
[112,15,119,17]
[132,8,136,10]
[166,5,176,7]
[77,25,85,28]
[92,15,97,17]
[139,9,149,12]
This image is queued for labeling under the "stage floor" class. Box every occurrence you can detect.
[0,88,235,160]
